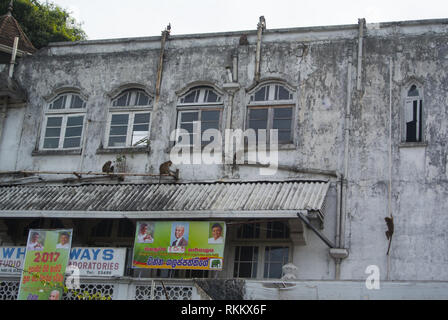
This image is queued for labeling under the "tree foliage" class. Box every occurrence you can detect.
[0,0,87,49]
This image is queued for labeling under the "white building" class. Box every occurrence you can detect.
[1,7,448,299]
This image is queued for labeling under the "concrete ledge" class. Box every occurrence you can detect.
[245,280,448,300]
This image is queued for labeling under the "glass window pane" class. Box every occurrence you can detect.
[63,137,81,148]
[269,247,289,261]
[67,116,84,126]
[110,125,128,136]
[254,86,268,101]
[50,96,66,109]
[267,222,289,239]
[202,110,220,121]
[264,247,289,279]
[113,93,129,107]
[181,112,199,122]
[205,90,219,103]
[273,119,292,130]
[182,90,199,103]
[276,85,292,100]
[136,92,150,106]
[264,263,283,278]
[46,117,62,127]
[133,124,149,132]
[274,108,292,118]
[45,127,61,138]
[134,113,150,124]
[278,130,292,142]
[180,123,194,133]
[70,95,85,108]
[237,223,260,239]
[240,247,255,260]
[249,120,268,131]
[249,109,268,120]
[108,136,126,147]
[238,263,254,278]
[43,138,59,149]
[111,114,129,125]
[201,121,219,132]
[132,132,148,146]
[65,126,82,137]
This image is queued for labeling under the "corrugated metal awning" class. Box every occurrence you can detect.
[0,181,330,219]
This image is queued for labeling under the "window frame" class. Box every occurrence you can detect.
[402,84,425,144]
[105,89,153,149]
[40,92,87,151]
[175,86,224,147]
[105,110,152,148]
[246,82,296,145]
[229,221,292,280]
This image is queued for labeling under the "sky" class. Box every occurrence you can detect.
[50,0,448,40]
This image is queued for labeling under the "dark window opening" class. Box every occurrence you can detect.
[233,246,258,278]
[237,223,260,239]
[91,220,113,237]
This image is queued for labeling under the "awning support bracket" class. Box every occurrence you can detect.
[297,212,335,249]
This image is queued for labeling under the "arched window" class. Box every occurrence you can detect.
[176,86,223,146]
[404,84,424,143]
[106,89,153,148]
[247,83,294,144]
[41,92,86,150]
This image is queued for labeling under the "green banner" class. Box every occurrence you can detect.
[132,221,226,271]
[18,229,73,300]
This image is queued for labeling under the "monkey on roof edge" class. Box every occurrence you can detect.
[159,160,177,181]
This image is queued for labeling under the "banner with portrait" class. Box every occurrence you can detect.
[132,221,226,271]
[18,229,73,300]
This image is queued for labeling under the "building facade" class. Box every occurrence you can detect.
[0,13,448,300]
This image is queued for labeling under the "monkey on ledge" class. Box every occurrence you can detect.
[159,161,179,181]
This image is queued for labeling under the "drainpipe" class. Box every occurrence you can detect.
[232,51,238,83]
[0,103,7,146]
[341,46,353,250]
[254,16,266,83]
[9,37,19,78]
[78,119,90,172]
[356,18,365,91]
[0,37,19,148]
[222,52,240,176]
[330,44,353,280]
[155,24,171,104]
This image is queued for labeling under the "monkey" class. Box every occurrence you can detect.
[385,216,394,255]
[102,161,114,174]
[159,160,177,182]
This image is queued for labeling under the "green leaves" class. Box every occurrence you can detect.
[0,0,87,48]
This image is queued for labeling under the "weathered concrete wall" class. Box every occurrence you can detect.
[1,19,448,284]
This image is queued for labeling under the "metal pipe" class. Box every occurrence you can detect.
[254,16,266,82]
[341,45,354,249]
[0,105,7,148]
[335,173,342,248]
[9,37,19,78]
[0,170,172,177]
[240,162,338,178]
[155,24,171,103]
[297,212,335,248]
[232,51,238,82]
[78,119,90,172]
[356,18,365,91]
